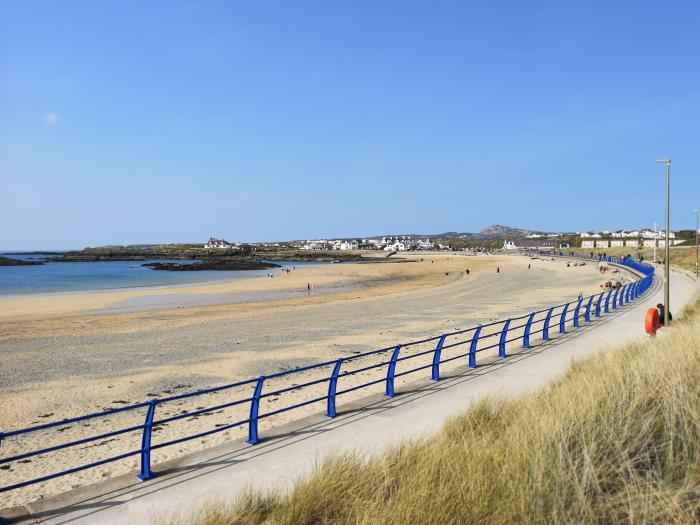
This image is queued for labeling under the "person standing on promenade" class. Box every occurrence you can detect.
[657,303,672,325]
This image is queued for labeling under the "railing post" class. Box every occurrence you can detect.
[327,359,343,417]
[385,345,402,397]
[543,307,554,341]
[138,399,158,481]
[431,335,447,381]
[612,288,619,310]
[572,297,583,327]
[559,303,570,334]
[619,285,626,306]
[595,291,604,317]
[247,376,265,445]
[604,289,613,313]
[523,312,535,348]
[469,325,482,368]
[499,319,511,358]
[584,295,594,323]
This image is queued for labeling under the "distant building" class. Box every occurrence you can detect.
[338,240,359,250]
[204,238,233,249]
[415,239,434,250]
[384,241,406,251]
[581,240,595,248]
[502,240,518,251]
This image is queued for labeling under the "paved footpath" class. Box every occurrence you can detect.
[6,267,698,524]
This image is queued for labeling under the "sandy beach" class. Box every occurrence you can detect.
[0,253,635,508]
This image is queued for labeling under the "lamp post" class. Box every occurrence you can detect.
[695,208,699,278]
[656,158,671,326]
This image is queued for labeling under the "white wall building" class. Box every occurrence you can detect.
[204,238,233,249]
[338,240,359,250]
[384,241,406,251]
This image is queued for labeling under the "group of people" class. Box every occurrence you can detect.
[267,265,297,279]
[603,280,623,290]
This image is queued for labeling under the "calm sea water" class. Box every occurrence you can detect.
[0,254,319,295]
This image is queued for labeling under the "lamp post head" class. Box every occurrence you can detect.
[656,157,671,165]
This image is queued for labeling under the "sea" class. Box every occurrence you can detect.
[0,253,323,296]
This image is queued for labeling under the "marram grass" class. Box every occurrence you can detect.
[181,301,700,525]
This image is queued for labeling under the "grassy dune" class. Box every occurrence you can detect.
[188,300,700,525]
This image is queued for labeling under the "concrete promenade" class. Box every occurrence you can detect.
[6,267,698,524]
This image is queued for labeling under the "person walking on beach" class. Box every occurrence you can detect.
[497,266,500,274]
[528,263,531,270]
[307,282,311,292]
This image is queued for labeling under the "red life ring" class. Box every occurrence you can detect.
[645,307,660,335]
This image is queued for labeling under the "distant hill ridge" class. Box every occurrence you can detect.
[372,225,549,240]
[476,225,547,238]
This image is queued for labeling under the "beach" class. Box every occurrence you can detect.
[0,253,630,508]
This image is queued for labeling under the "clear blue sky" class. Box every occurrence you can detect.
[2,1,699,250]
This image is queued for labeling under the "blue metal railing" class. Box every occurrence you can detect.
[0,252,655,496]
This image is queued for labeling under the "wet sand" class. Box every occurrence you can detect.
[0,253,630,508]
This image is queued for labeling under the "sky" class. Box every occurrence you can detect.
[2,1,699,250]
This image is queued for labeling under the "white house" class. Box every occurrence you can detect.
[581,240,596,248]
[338,240,359,250]
[301,240,330,250]
[502,240,518,251]
[384,241,406,251]
[204,238,233,249]
[610,240,624,247]
[626,239,640,247]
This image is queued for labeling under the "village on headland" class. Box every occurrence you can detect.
[1,225,695,267]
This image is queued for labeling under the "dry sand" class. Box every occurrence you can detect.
[0,253,632,508]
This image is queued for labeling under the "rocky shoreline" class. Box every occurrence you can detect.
[0,256,45,266]
[47,246,367,264]
[142,260,280,271]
